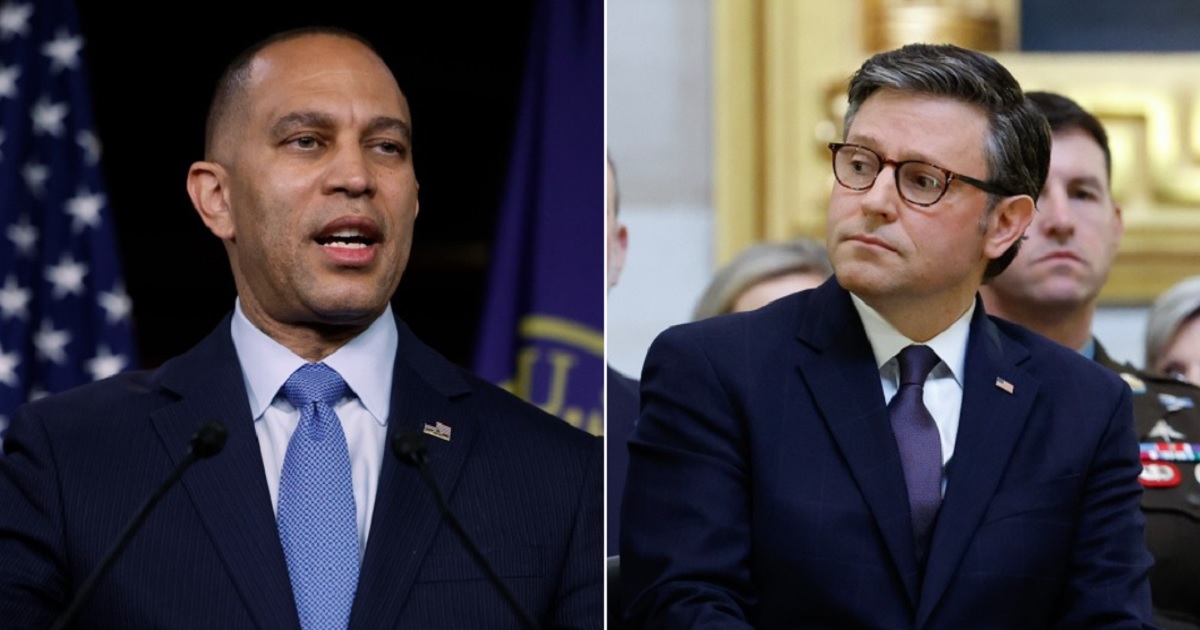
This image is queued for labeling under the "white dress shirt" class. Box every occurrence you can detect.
[850,295,973,489]
[230,300,397,558]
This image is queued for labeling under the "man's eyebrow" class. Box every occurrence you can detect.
[1069,174,1105,190]
[270,111,336,138]
[365,116,412,143]
[268,112,412,143]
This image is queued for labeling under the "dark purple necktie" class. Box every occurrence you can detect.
[888,344,943,568]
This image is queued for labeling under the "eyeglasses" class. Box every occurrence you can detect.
[828,142,1013,207]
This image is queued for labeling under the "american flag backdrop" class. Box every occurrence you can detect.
[0,0,136,447]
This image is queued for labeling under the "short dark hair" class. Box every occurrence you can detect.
[1027,91,1111,183]
[843,43,1051,280]
[203,26,379,160]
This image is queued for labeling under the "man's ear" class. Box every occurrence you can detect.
[187,161,234,240]
[983,194,1035,261]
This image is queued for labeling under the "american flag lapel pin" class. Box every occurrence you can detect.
[995,377,1015,394]
[423,421,453,442]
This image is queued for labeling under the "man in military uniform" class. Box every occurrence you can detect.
[981,91,1200,629]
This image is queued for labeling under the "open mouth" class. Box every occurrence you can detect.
[316,230,377,249]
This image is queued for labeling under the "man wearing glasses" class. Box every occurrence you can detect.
[621,44,1154,628]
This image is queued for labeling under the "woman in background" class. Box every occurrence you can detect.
[692,237,832,320]
[1146,275,1200,385]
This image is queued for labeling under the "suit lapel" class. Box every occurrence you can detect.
[916,305,1037,625]
[350,319,476,629]
[796,281,922,608]
[149,315,299,630]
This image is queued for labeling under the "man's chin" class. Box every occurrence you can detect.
[311,302,389,326]
[1003,282,1094,311]
[301,290,394,327]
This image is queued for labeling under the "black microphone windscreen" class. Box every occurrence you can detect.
[189,421,227,459]
[391,430,429,467]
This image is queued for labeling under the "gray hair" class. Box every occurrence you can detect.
[1145,276,1200,370]
[693,238,833,321]
[843,43,1051,280]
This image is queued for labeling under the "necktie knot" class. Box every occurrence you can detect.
[897,344,939,387]
[282,362,348,409]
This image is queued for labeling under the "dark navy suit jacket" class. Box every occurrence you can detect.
[622,278,1155,629]
[605,365,639,555]
[0,313,602,629]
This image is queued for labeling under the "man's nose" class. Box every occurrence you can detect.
[1035,187,1073,237]
[324,145,376,198]
[859,166,901,221]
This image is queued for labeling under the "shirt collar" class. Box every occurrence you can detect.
[1079,336,1096,360]
[230,299,397,424]
[850,293,973,386]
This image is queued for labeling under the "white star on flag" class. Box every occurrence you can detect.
[34,321,71,365]
[1,0,137,441]
[45,255,88,298]
[98,284,132,323]
[66,189,105,232]
[0,3,32,41]
[31,98,68,137]
[6,216,38,257]
[0,63,18,100]
[85,346,127,382]
[41,29,82,73]
[76,130,101,164]
[0,345,20,387]
[0,276,31,320]
[22,161,48,197]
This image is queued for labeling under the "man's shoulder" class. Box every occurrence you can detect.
[459,363,598,445]
[986,316,1127,391]
[21,368,164,421]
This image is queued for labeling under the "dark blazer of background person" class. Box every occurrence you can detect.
[605,364,639,554]
[622,278,1152,629]
[0,313,601,628]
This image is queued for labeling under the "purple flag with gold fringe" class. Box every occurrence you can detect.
[472,0,603,435]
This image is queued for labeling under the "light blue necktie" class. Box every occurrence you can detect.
[278,362,360,629]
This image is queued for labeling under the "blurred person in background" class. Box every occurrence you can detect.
[692,238,832,321]
[606,153,639,556]
[1147,276,1200,387]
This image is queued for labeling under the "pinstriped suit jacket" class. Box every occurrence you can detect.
[0,313,602,629]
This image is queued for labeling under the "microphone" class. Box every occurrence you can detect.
[391,430,542,630]
[52,421,228,630]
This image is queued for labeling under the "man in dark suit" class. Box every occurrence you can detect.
[0,27,601,629]
[621,44,1155,628]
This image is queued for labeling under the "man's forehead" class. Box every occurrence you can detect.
[247,36,404,98]
[850,91,988,163]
